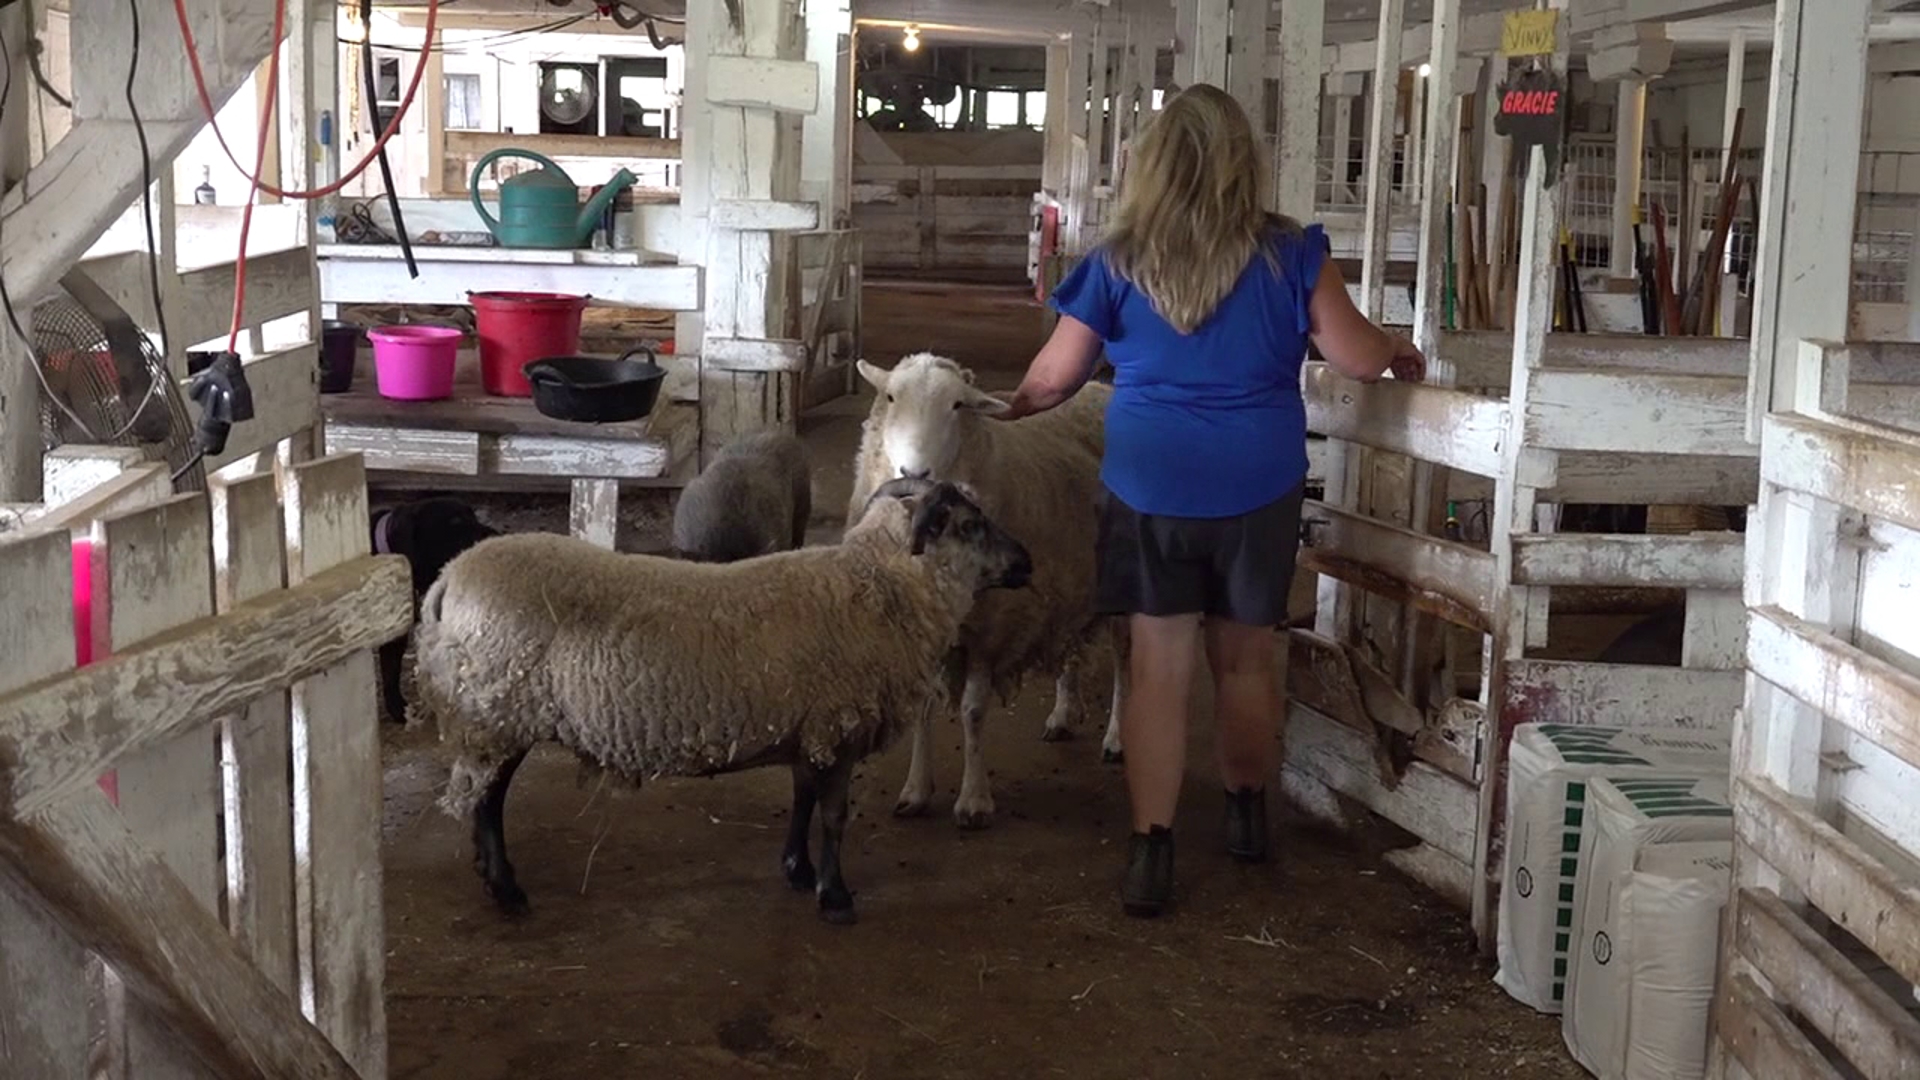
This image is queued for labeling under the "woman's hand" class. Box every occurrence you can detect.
[1388,336,1427,383]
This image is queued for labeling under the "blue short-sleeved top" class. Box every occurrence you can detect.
[1049,220,1329,519]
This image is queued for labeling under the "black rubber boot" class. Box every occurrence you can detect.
[1225,786,1269,864]
[1122,825,1174,918]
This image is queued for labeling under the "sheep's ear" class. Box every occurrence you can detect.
[908,491,953,556]
[856,360,889,393]
[958,386,1011,415]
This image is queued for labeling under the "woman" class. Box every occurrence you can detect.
[997,84,1426,918]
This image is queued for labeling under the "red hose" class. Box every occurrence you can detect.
[171,0,439,200]
[170,0,439,346]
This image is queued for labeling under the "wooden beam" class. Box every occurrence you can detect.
[1761,412,1920,534]
[1524,369,1754,456]
[1735,886,1920,1080]
[1282,705,1479,862]
[203,345,322,474]
[316,255,703,311]
[1302,364,1508,478]
[443,129,682,162]
[710,199,821,232]
[1735,774,1920,988]
[1503,658,1743,730]
[1299,499,1498,631]
[0,555,412,818]
[1745,0,1871,432]
[1273,0,1325,217]
[1511,533,1745,590]
[1748,604,1920,775]
[706,56,821,114]
[1716,970,1851,1080]
[1544,451,1760,505]
[0,793,361,1080]
[703,336,809,373]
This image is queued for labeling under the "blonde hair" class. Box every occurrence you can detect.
[1103,84,1297,334]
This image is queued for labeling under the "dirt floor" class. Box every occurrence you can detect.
[376,282,1587,1079]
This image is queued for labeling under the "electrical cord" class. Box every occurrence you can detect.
[345,12,586,54]
[22,0,69,109]
[0,19,160,444]
[225,0,286,351]
[127,0,172,368]
[172,0,440,200]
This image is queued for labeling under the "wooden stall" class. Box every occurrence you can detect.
[0,454,407,1078]
[853,162,1042,282]
[1279,0,1920,958]
[1707,1,1920,1075]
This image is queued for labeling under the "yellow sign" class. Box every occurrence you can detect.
[1501,9,1560,58]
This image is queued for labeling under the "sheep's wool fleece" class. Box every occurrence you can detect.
[416,502,967,819]
[850,374,1111,701]
[671,430,811,558]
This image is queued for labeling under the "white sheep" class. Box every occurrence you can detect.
[670,430,813,561]
[410,478,1034,924]
[848,352,1129,829]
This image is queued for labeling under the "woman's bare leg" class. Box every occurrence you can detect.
[1205,618,1280,791]
[1121,612,1203,831]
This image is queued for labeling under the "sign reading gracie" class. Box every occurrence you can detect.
[1493,66,1569,188]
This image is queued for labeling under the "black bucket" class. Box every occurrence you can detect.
[320,319,363,394]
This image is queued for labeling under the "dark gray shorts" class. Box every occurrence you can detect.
[1094,484,1306,628]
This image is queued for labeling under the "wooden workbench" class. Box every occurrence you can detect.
[320,351,696,548]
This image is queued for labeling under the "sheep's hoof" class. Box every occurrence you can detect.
[1101,747,1126,765]
[1040,724,1075,743]
[817,889,858,925]
[952,802,995,831]
[892,796,932,819]
[487,881,531,919]
[783,855,817,892]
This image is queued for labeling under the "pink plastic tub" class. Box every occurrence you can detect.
[368,325,461,401]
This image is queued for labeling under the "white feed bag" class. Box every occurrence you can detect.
[1494,723,1731,1014]
[1564,776,1734,1080]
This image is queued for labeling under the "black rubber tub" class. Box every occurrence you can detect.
[522,347,666,424]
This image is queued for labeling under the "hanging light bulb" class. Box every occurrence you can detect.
[1416,62,1432,78]
[902,24,922,52]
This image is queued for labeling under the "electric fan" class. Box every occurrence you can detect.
[31,268,253,494]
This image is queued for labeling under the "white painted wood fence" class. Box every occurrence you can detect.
[0,454,409,1078]
[1710,346,1920,1078]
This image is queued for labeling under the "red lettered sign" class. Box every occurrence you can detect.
[1493,66,1568,187]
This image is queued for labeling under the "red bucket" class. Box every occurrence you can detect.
[470,291,590,397]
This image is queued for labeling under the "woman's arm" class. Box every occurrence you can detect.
[1306,258,1427,383]
[999,314,1107,420]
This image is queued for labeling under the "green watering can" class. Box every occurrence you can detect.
[469,148,638,250]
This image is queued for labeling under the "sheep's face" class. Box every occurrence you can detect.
[863,478,1032,591]
[858,353,1008,481]
[905,481,1032,591]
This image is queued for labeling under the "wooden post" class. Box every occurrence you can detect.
[1610,79,1646,280]
[1188,0,1229,89]
[1088,14,1111,187]
[1226,0,1266,134]
[1316,0,1402,649]
[1399,0,1463,704]
[1722,30,1747,177]
[800,0,852,223]
[1172,0,1197,89]
[1042,43,1071,196]
[1473,0,1571,953]
[0,7,39,503]
[1744,0,1870,435]
[690,0,815,463]
[1274,0,1325,217]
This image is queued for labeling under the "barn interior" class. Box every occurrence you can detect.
[1,1,1918,1078]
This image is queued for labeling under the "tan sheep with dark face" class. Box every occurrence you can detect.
[410,479,1032,925]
